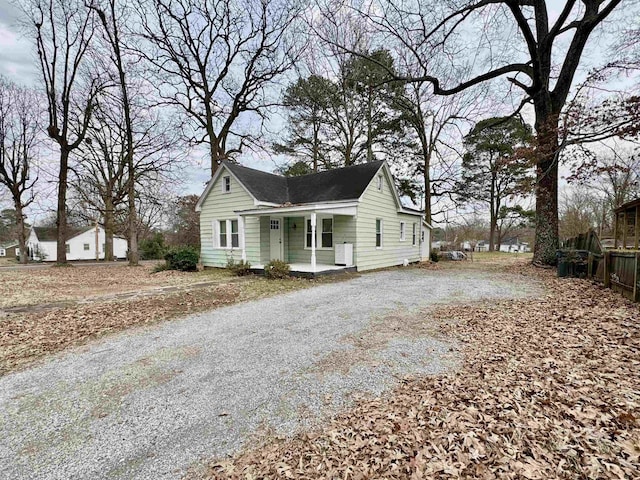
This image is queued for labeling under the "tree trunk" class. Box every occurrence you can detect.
[104,197,115,262]
[532,112,560,265]
[423,149,432,225]
[366,85,373,162]
[489,173,496,252]
[127,162,138,265]
[56,148,69,264]
[15,201,27,265]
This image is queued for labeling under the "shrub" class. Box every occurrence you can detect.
[226,257,252,276]
[430,249,440,262]
[264,259,290,279]
[140,233,166,260]
[164,247,199,271]
[152,262,170,273]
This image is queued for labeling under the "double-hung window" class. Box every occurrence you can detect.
[222,176,231,193]
[412,223,417,246]
[216,219,240,248]
[376,219,383,248]
[400,222,406,241]
[84,243,90,251]
[305,216,333,249]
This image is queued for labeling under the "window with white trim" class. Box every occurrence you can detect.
[66,244,71,254]
[84,243,90,251]
[230,219,239,248]
[377,174,383,191]
[304,216,333,249]
[222,176,231,193]
[376,219,383,248]
[215,219,240,249]
[412,223,417,246]
[400,222,405,241]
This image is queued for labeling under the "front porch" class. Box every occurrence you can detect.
[237,203,358,275]
[250,263,357,278]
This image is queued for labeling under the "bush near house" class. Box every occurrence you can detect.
[226,257,252,276]
[430,249,439,262]
[264,259,290,279]
[164,247,199,272]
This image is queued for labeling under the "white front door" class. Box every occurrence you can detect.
[269,217,283,260]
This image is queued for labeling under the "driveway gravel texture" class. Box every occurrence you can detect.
[0,267,540,480]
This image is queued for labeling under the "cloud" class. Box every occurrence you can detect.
[0,3,38,84]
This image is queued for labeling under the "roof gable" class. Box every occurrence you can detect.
[197,160,386,210]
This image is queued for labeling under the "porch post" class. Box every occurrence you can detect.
[238,215,246,262]
[311,212,317,272]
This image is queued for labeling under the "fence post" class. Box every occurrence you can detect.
[634,252,639,303]
[588,252,593,278]
[604,251,611,288]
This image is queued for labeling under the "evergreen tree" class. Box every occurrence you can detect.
[458,116,534,251]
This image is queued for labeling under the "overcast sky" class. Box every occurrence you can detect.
[0,1,635,226]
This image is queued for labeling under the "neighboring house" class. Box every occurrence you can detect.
[499,238,530,253]
[196,160,431,274]
[475,241,490,252]
[27,226,128,262]
[0,242,19,258]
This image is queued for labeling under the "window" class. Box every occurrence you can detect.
[400,222,406,241]
[305,216,333,249]
[102,243,105,253]
[219,220,227,247]
[377,174,383,191]
[66,244,70,254]
[376,219,383,248]
[231,219,239,248]
[0,249,5,257]
[412,223,417,246]
[84,243,90,251]
[321,218,333,248]
[216,219,241,249]
[306,218,313,248]
[222,176,231,193]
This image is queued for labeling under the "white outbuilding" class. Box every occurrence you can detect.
[27,225,128,262]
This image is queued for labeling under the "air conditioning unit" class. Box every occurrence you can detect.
[335,243,353,266]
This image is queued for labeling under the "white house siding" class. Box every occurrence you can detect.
[66,229,128,260]
[199,169,261,267]
[28,227,127,262]
[285,215,356,265]
[355,170,421,271]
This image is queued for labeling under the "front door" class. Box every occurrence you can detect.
[269,217,283,260]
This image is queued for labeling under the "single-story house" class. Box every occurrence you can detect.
[0,242,19,258]
[499,238,530,253]
[195,160,432,274]
[27,225,128,262]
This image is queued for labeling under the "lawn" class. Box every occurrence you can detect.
[199,261,639,480]
[0,265,354,375]
[0,263,232,309]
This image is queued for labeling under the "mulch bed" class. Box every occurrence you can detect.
[200,266,640,479]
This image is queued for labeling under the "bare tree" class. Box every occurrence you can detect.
[323,0,625,265]
[72,94,178,260]
[24,0,105,264]
[138,0,302,175]
[0,78,40,264]
[88,0,143,265]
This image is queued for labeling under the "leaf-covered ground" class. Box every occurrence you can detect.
[0,272,330,375]
[0,264,229,308]
[199,265,640,479]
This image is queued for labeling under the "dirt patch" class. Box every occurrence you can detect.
[198,267,640,480]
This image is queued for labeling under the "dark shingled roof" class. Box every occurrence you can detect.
[223,160,385,204]
[32,226,87,242]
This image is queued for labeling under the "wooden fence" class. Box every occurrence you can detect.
[563,230,639,303]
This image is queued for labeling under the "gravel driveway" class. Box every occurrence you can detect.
[0,267,539,479]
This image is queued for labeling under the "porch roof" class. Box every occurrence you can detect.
[235,201,358,217]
